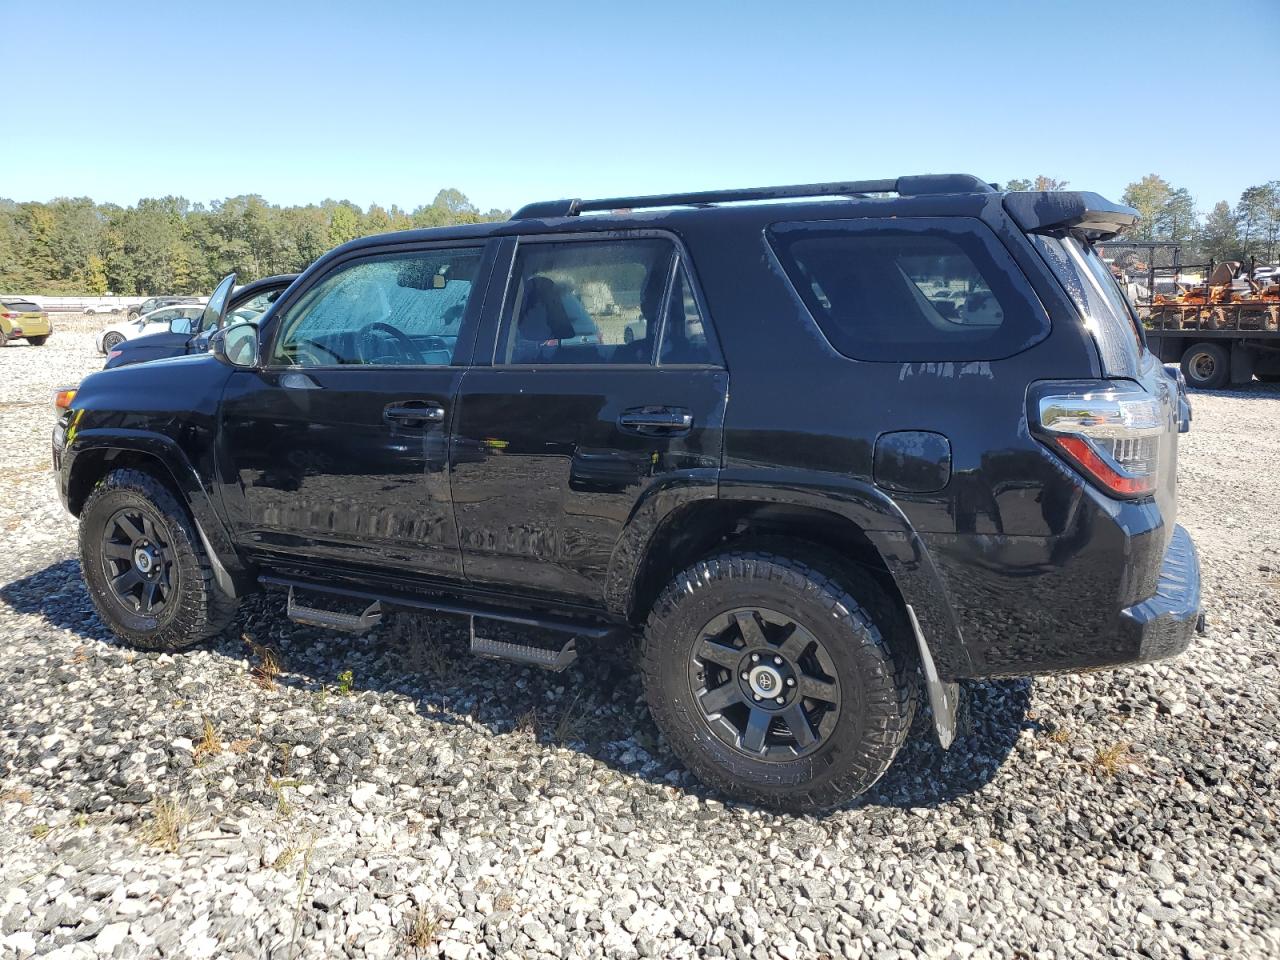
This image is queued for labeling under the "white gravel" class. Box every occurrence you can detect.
[0,324,1277,959]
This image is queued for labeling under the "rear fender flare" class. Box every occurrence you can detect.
[616,470,973,679]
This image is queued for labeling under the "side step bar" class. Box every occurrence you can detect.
[469,624,578,671]
[287,587,383,634]
[263,574,613,672]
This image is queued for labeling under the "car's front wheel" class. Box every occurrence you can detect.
[641,548,917,812]
[101,332,125,352]
[79,468,238,650]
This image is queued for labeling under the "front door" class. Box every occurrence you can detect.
[452,235,727,603]
[217,242,494,579]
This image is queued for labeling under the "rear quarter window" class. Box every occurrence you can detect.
[769,217,1049,362]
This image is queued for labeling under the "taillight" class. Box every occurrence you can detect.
[1032,381,1164,499]
[2,312,18,319]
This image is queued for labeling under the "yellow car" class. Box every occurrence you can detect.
[0,298,52,346]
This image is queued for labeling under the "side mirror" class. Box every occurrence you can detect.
[170,317,195,336]
[211,321,260,368]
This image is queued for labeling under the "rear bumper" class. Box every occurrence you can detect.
[1118,523,1202,664]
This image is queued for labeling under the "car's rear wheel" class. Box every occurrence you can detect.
[0,330,8,348]
[101,332,125,351]
[1181,342,1230,389]
[26,336,48,346]
[79,468,238,651]
[641,548,917,812]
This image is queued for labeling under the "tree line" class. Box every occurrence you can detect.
[1007,174,1280,265]
[0,189,508,296]
[4,176,1278,296]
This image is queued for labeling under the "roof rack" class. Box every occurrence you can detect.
[511,174,996,220]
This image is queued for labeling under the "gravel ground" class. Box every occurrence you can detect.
[0,322,1277,960]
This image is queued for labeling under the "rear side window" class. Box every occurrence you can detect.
[660,264,718,365]
[769,218,1049,362]
[499,238,675,365]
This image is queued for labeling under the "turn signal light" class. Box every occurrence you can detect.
[52,387,77,411]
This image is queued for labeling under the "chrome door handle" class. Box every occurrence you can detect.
[618,407,693,435]
[384,403,445,423]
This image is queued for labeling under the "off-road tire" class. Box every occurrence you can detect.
[79,468,237,650]
[641,548,917,812]
[26,335,48,346]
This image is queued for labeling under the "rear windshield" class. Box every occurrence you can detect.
[769,218,1049,362]
[1,299,40,312]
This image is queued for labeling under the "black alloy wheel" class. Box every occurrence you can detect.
[100,506,177,616]
[641,548,917,812]
[689,607,840,760]
[79,468,238,650]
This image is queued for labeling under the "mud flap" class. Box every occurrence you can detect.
[906,603,960,748]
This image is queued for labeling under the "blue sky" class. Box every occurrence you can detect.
[3,0,1277,214]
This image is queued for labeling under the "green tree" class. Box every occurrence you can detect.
[1003,176,1069,192]
[1199,201,1239,263]
[327,202,363,246]
[84,254,109,294]
[1121,174,1173,242]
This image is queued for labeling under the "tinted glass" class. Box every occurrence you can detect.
[659,264,717,365]
[770,218,1048,362]
[273,248,482,366]
[1,299,40,312]
[499,239,674,365]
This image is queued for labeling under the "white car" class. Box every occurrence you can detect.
[82,302,121,316]
[96,304,206,353]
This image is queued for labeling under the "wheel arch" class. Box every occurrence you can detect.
[610,477,973,678]
[64,432,253,596]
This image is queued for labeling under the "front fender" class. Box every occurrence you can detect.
[61,428,252,595]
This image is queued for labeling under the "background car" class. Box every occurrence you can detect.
[125,296,202,321]
[96,304,205,353]
[104,275,296,369]
[0,297,52,346]
[82,302,121,315]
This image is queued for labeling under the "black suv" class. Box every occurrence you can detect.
[54,174,1202,811]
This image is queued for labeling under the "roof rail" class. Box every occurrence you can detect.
[511,174,996,220]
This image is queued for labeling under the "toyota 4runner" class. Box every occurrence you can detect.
[53,174,1202,811]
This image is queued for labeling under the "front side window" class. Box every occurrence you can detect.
[770,217,1049,362]
[272,247,483,366]
[498,238,675,365]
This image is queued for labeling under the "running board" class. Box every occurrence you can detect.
[287,587,383,633]
[262,575,616,670]
[469,623,578,672]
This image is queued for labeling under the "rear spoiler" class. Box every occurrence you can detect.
[1003,191,1138,241]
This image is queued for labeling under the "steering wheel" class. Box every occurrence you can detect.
[357,321,420,365]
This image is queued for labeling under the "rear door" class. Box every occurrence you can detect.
[217,242,496,579]
[452,233,727,603]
